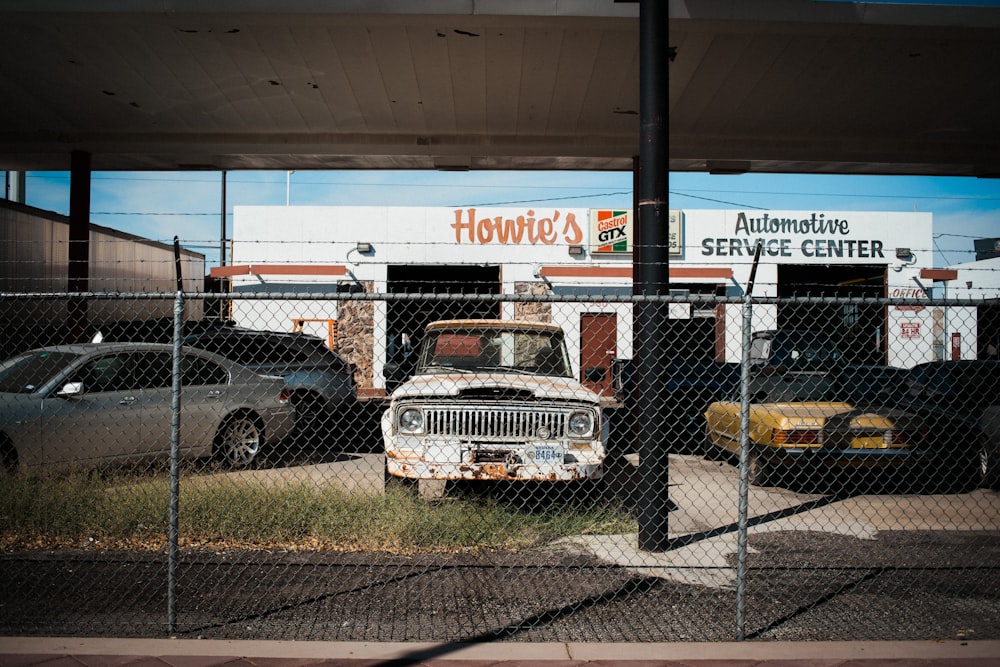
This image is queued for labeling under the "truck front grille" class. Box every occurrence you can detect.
[422,406,568,440]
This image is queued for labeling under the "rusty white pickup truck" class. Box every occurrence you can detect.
[381,319,608,495]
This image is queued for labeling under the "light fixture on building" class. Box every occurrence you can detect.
[567,245,585,256]
[892,247,917,272]
[356,242,374,254]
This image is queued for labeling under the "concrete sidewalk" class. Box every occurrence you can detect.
[1,638,999,666]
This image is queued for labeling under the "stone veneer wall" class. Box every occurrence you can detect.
[513,281,552,323]
[336,282,376,393]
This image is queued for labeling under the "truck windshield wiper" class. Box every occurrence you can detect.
[475,365,538,376]
[419,364,474,374]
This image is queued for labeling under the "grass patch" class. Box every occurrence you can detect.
[0,471,635,553]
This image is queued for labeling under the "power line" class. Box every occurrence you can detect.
[454,191,630,207]
[668,190,766,209]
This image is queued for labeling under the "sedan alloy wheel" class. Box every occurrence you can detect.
[216,414,263,468]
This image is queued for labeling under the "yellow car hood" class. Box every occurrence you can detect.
[705,400,920,450]
[748,402,899,430]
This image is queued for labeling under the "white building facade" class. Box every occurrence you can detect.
[221,206,977,396]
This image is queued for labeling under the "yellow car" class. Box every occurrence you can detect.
[703,372,928,486]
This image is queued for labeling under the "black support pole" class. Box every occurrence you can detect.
[634,0,670,552]
[67,150,91,343]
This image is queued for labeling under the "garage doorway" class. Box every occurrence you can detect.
[386,265,500,361]
[777,264,886,365]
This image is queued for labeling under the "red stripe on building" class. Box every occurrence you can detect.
[538,266,733,280]
[210,264,348,278]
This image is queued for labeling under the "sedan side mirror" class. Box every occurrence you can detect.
[57,381,84,397]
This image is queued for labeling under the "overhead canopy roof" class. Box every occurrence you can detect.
[0,1,998,176]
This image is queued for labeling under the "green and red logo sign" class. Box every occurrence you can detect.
[592,209,632,253]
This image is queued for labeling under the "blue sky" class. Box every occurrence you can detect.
[7,170,999,268]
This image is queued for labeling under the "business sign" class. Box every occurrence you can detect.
[590,209,632,254]
[668,210,683,256]
[449,208,584,245]
[891,286,928,312]
[900,321,921,339]
[697,211,892,262]
[589,209,683,256]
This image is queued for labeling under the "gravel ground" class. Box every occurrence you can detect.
[2,529,998,643]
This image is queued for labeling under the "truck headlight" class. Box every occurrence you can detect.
[398,408,424,434]
[567,410,594,438]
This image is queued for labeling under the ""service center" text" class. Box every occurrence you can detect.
[701,237,885,258]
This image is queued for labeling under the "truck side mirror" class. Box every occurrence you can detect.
[585,366,606,383]
[383,361,406,382]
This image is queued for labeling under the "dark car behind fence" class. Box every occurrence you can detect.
[1,289,998,644]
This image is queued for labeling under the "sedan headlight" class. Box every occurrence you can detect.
[567,410,595,438]
[398,408,424,434]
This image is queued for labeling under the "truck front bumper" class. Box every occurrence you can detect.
[385,438,605,481]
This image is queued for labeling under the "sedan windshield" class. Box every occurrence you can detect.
[0,350,79,393]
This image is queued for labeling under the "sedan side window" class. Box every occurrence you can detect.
[182,355,229,386]
[135,352,174,389]
[220,337,266,366]
[73,354,132,393]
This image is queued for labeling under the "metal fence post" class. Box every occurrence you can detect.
[167,240,184,634]
[735,293,753,641]
[735,242,761,641]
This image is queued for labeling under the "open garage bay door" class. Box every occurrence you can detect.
[778,264,887,365]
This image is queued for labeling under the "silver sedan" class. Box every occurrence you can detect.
[0,342,295,473]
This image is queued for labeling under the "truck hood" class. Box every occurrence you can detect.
[389,372,600,403]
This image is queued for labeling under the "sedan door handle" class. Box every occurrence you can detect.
[206,390,222,399]
[119,395,137,405]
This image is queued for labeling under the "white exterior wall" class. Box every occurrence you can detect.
[231,205,589,284]
[231,206,606,385]
[663,209,930,366]
[934,256,1000,361]
[231,206,939,375]
[946,257,1000,300]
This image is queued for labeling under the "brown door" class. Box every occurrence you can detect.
[580,313,616,396]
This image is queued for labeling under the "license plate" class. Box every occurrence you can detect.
[529,444,563,463]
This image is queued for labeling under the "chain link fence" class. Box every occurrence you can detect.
[1,288,998,643]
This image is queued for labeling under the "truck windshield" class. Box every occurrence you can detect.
[416,327,572,377]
